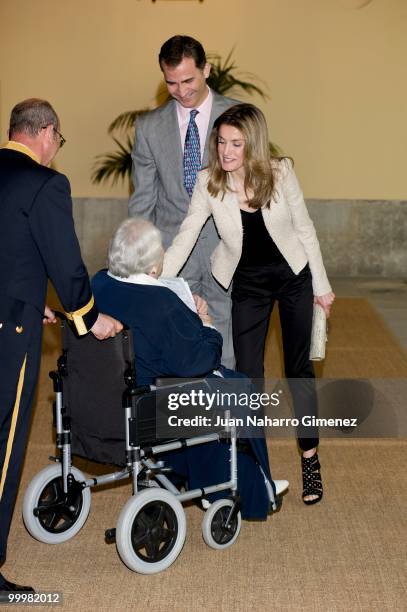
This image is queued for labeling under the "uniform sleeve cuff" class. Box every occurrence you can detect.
[65,296,99,336]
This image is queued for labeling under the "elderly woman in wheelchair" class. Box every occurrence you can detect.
[22,217,288,575]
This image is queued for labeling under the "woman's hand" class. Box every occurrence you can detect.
[193,294,213,326]
[193,294,209,316]
[199,312,214,326]
[314,292,335,317]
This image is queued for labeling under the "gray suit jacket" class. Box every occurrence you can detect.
[128,90,237,248]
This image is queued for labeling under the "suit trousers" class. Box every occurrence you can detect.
[232,262,318,451]
[0,305,43,563]
[180,217,234,369]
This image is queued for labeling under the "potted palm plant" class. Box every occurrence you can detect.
[92,50,278,191]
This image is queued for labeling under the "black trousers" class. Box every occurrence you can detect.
[0,305,42,564]
[232,261,318,451]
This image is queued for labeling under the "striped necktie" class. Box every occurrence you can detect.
[183,109,201,197]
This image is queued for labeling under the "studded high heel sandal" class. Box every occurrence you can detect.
[301,452,323,505]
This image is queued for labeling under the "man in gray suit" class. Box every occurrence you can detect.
[128,35,237,368]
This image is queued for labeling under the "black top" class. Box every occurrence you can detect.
[237,208,285,267]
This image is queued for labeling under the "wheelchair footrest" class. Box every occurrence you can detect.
[146,465,173,475]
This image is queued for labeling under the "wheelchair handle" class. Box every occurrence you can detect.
[52,309,129,333]
[53,310,68,321]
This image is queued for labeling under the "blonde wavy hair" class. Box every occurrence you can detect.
[207,103,284,209]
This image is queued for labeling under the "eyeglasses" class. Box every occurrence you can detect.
[41,125,66,148]
[53,127,66,148]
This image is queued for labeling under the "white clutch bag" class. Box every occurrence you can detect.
[310,304,327,361]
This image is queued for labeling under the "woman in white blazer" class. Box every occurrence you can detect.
[163,103,335,504]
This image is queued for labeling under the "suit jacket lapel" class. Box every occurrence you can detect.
[157,100,184,187]
[261,196,283,241]
[157,92,233,195]
[217,178,243,239]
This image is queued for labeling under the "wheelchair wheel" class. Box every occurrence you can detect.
[23,464,91,544]
[116,488,186,574]
[202,499,241,550]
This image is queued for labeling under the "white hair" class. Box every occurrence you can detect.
[108,217,163,277]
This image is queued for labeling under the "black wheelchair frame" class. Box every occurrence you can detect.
[22,317,256,574]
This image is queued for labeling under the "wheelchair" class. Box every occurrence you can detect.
[23,316,285,574]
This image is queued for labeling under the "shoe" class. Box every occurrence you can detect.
[302,452,323,505]
[0,573,34,592]
[201,498,211,510]
[274,479,289,496]
[259,465,289,502]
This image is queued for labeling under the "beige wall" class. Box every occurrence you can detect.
[1,0,406,199]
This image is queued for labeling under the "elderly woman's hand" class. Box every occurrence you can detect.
[314,292,335,318]
[199,312,214,326]
[193,294,209,316]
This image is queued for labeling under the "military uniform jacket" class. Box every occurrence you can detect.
[0,143,98,334]
[0,142,98,556]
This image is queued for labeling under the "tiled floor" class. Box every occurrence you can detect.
[332,277,407,350]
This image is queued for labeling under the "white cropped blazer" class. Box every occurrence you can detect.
[162,160,332,296]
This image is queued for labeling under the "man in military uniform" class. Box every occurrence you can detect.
[0,98,122,591]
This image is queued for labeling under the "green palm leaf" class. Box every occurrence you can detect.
[207,50,268,99]
[108,109,149,135]
[91,136,133,187]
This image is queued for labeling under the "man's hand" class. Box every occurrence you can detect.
[43,305,57,325]
[91,314,123,340]
[192,294,208,316]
